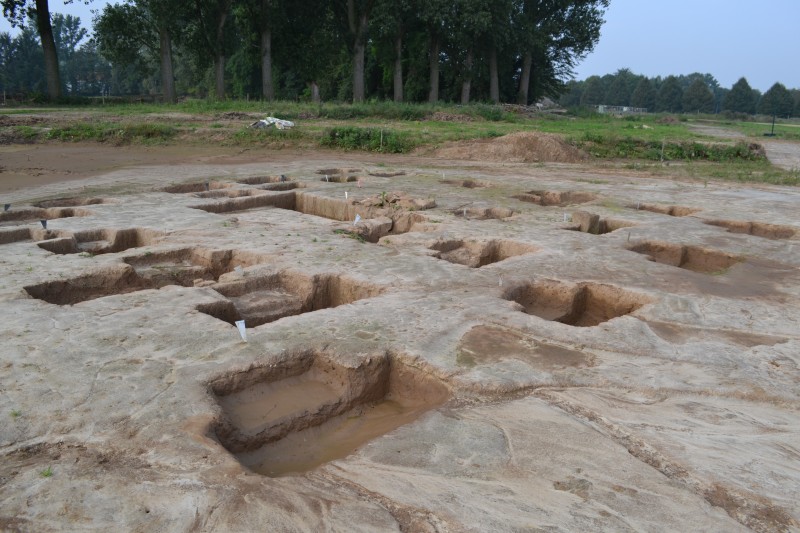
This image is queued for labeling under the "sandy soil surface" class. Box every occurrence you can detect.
[1,141,800,532]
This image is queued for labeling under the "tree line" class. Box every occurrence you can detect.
[1,0,609,104]
[559,69,800,117]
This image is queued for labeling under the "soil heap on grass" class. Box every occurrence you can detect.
[429,131,588,163]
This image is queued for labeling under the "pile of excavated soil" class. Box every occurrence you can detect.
[428,131,588,163]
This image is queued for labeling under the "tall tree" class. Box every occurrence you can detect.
[2,0,61,99]
[758,82,794,117]
[371,0,414,102]
[682,78,714,113]
[333,0,376,103]
[52,13,86,95]
[451,0,491,104]
[655,75,682,112]
[235,0,284,100]
[95,1,181,102]
[419,0,451,102]
[629,77,655,110]
[185,0,233,98]
[516,0,608,106]
[723,77,756,114]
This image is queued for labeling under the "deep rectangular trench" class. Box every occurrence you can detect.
[430,238,539,268]
[36,228,162,255]
[208,351,450,477]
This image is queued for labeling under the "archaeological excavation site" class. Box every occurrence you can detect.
[1,142,799,532]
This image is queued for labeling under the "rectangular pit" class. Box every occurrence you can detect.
[209,351,450,477]
[504,280,651,327]
[36,228,162,255]
[627,241,741,274]
[430,239,538,268]
[0,207,92,227]
[24,247,267,305]
[629,203,700,217]
[704,219,796,240]
[196,271,384,327]
[513,190,597,207]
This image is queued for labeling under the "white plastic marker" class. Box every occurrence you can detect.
[345,191,348,200]
[353,214,361,225]
[234,265,244,276]
[40,220,47,229]
[325,174,329,182]
[563,213,568,222]
[463,208,467,218]
[235,320,247,342]
[499,277,503,287]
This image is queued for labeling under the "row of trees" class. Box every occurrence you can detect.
[1,0,609,104]
[560,69,800,117]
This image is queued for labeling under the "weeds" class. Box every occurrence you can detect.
[40,466,53,478]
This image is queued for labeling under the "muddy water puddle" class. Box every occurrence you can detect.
[238,397,436,477]
[458,325,592,368]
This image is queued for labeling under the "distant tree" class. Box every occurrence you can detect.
[52,13,86,95]
[629,77,655,110]
[603,68,636,106]
[792,89,800,118]
[558,79,583,107]
[655,75,682,112]
[579,74,603,106]
[723,77,756,114]
[2,0,61,99]
[682,78,714,113]
[758,82,794,117]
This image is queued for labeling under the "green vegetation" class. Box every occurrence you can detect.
[44,122,176,144]
[39,466,54,478]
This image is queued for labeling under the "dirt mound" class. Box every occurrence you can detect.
[428,111,474,123]
[430,131,588,163]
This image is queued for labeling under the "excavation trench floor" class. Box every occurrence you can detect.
[1,141,800,532]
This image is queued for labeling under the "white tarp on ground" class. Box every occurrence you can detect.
[250,117,295,130]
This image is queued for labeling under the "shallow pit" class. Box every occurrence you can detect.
[513,190,597,207]
[0,207,92,227]
[32,197,111,208]
[256,182,304,191]
[458,325,593,369]
[24,247,267,305]
[0,227,61,245]
[320,175,358,183]
[704,219,796,240]
[565,211,637,234]
[190,191,296,214]
[193,189,265,199]
[36,228,162,255]
[196,271,383,327]
[453,206,514,220]
[627,240,741,274]
[503,280,651,327]
[430,239,538,268]
[160,181,232,194]
[208,350,450,477]
[629,203,700,217]
[236,175,291,185]
[443,178,491,189]
[368,170,406,177]
[316,168,361,175]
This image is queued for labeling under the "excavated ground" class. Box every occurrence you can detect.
[1,143,800,532]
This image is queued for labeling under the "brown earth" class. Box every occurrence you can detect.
[428,131,589,163]
[1,139,800,532]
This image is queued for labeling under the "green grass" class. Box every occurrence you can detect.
[732,121,800,140]
[40,466,53,478]
[45,122,176,144]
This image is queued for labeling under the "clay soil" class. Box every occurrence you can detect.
[2,138,800,532]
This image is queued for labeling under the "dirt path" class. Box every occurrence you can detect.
[689,122,800,171]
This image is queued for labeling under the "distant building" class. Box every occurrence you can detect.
[595,105,648,115]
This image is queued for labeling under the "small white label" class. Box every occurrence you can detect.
[345,191,348,199]
[235,320,247,342]
[354,214,362,225]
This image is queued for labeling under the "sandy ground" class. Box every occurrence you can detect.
[1,141,800,532]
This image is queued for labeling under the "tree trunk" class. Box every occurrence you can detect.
[214,54,225,99]
[159,27,176,103]
[460,47,473,105]
[260,27,273,100]
[34,0,61,100]
[393,33,403,102]
[489,44,499,103]
[517,50,532,105]
[213,0,231,99]
[427,33,440,103]
[351,11,368,103]
[310,81,320,103]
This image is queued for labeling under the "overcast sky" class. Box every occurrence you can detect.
[3,0,799,92]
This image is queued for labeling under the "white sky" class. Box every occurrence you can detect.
[3,0,799,92]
